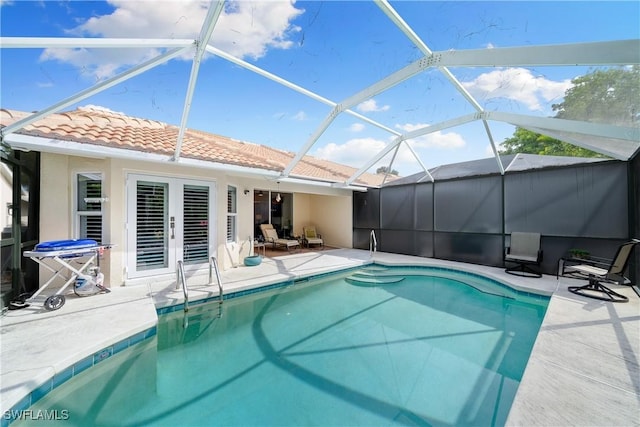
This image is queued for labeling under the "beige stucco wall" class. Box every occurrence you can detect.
[292,193,311,237]
[307,194,353,248]
[37,153,355,289]
[40,153,73,242]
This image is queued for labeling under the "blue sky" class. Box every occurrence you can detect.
[1,1,638,175]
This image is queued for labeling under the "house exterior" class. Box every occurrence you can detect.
[1,106,387,295]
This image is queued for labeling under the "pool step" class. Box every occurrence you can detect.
[158,302,223,349]
[360,265,390,273]
[346,271,405,286]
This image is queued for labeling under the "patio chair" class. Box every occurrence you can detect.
[504,232,543,278]
[567,240,638,303]
[302,226,324,250]
[260,224,300,252]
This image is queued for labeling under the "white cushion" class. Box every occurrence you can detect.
[568,264,608,277]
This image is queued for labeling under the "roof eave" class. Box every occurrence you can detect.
[4,133,372,191]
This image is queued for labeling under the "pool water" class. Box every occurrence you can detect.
[17,266,548,426]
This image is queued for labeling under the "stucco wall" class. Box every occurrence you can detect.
[292,192,353,248]
[292,193,312,237]
[308,194,353,248]
[40,153,73,242]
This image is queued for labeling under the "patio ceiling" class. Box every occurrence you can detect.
[1,0,639,187]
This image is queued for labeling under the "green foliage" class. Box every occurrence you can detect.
[376,166,399,175]
[501,66,639,157]
[569,248,590,259]
[500,128,602,157]
[552,65,639,126]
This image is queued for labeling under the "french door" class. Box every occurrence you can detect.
[126,174,216,279]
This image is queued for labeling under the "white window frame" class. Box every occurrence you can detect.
[74,171,104,242]
[227,185,237,242]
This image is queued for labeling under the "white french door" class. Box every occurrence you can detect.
[126,174,216,279]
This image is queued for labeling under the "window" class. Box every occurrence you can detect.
[76,173,103,243]
[226,185,237,242]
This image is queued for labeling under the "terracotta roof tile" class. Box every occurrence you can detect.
[1,106,391,187]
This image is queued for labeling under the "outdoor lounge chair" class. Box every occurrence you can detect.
[302,226,324,249]
[567,239,638,303]
[504,232,543,278]
[260,224,300,252]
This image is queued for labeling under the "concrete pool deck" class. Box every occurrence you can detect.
[1,249,638,426]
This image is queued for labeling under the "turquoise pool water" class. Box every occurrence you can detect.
[15,265,548,426]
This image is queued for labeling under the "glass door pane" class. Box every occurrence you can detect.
[254,189,270,240]
[136,181,168,270]
[271,192,293,238]
[183,184,209,264]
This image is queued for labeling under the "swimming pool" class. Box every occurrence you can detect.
[13,265,548,426]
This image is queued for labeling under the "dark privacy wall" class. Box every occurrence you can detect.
[353,160,636,278]
[631,155,639,283]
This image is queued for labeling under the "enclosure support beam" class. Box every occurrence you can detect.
[173,0,225,161]
[1,46,191,138]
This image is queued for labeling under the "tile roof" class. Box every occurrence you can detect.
[1,106,391,187]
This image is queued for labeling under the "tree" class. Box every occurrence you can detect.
[552,65,639,126]
[376,166,399,175]
[500,66,639,157]
[500,128,601,157]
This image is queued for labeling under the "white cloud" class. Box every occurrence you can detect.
[357,99,390,113]
[312,137,387,168]
[349,123,365,132]
[461,67,571,111]
[292,111,306,121]
[40,0,304,80]
[311,122,468,174]
[395,123,466,149]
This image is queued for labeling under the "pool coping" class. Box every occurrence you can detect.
[1,249,638,426]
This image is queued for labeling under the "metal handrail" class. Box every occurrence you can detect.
[177,260,189,312]
[209,256,224,303]
[370,230,377,256]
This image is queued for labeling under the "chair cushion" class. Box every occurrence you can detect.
[568,264,608,277]
[510,232,540,257]
[305,228,316,238]
[264,229,279,240]
[278,239,299,247]
[505,254,538,263]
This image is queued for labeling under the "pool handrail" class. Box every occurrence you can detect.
[177,260,189,312]
[209,256,224,304]
[370,230,377,256]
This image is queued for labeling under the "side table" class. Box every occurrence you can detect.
[253,241,266,256]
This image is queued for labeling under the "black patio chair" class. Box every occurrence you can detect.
[567,239,639,303]
[504,232,543,278]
